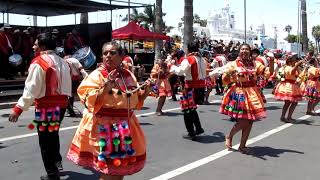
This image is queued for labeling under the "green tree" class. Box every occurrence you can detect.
[122,8,142,23]
[180,14,207,27]
[312,25,320,53]
[285,34,297,43]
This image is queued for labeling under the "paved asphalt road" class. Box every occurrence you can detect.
[0,89,320,180]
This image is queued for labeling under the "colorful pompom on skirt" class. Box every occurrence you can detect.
[67,109,146,176]
[219,85,266,121]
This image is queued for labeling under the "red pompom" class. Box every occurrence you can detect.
[48,126,54,132]
[28,123,35,130]
[39,126,46,132]
[129,157,136,163]
[97,161,106,169]
[121,159,129,166]
[113,159,121,167]
[54,125,60,131]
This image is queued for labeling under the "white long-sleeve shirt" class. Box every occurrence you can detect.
[16,53,72,111]
[170,55,206,80]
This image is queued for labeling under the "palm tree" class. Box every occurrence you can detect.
[312,25,320,53]
[284,25,292,35]
[139,6,156,30]
[301,0,308,53]
[122,8,142,23]
[183,0,194,53]
[155,0,163,60]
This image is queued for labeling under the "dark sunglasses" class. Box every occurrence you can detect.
[104,50,118,56]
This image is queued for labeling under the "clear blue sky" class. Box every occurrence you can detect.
[2,0,320,40]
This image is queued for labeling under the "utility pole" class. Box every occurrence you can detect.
[301,0,308,53]
[128,0,131,22]
[273,26,278,49]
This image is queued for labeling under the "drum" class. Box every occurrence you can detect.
[9,54,23,66]
[72,47,96,69]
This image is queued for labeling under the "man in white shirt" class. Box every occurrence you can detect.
[9,33,71,180]
[170,42,205,139]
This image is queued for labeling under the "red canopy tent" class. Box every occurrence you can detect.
[112,21,169,41]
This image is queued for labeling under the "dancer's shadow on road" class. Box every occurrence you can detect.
[0,143,7,149]
[191,132,225,144]
[265,106,282,110]
[247,146,304,160]
[294,119,320,126]
[60,170,100,180]
[162,112,182,117]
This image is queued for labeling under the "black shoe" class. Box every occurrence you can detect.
[68,111,76,117]
[56,161,63,171]
[40,174,60,180]
[182,132,196,140]
[171,96,177,101]
[195,128,204,135]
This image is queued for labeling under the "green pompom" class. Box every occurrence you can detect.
[117,90,122,95]
[113,138,120,145]
[98,139,106,147]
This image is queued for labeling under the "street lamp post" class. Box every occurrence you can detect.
[244,0,247,43]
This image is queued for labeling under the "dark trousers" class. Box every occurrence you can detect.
[183,109,203,135]
[183,88,204,135]
[215,75,223,94]
[193,88,205,105]
[0,53,14,79]
[37,108,66,175]
[67,80,80,114]
[168,74,178,99]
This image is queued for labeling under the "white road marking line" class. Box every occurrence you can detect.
[149,109,320,180]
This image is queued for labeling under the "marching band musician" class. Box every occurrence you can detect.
[64,29,84,55]
[150,54,172,116]
[170,42,205,139]
[0,24,14,79]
